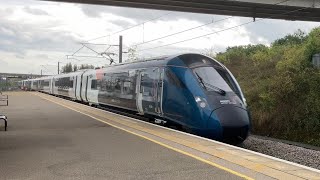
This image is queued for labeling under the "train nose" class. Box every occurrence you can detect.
[212,106,250,143]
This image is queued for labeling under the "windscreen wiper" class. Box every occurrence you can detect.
[195,72,207,91]
[203,81,226,96]
[195,72,226,96]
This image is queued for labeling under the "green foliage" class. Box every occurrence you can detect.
[214,28,320,146]
[127,46,138,62]
[61,62,73,73]
[272,29,307,46]
[73,64,78,72]
[79,64,95,70]
[61,63,95,73]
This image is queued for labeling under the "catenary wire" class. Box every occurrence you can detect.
[138,4,311,52]
[86,12,173,42]
[131,0,291,48]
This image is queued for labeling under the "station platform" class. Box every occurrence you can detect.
[0,92,319,179]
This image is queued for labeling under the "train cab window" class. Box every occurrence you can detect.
[193,67,234,92]
[91,80,97,90]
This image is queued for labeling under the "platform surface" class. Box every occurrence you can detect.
[0,92,319,180]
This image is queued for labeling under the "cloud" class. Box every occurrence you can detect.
[0,59,8,68]
[0,7,14,17]
[240,17,320,45]
[23,6,49,16]
[0,16,80,57]
[80,4,164,21]
[81,5,102,18]
[0,1,319,74]
[34,53,49,59]
[80,3,230,25]
[109,19,135,29]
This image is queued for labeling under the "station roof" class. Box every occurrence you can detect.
[45,0,320,21]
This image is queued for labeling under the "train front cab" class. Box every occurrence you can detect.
[165,54,250,143]
[195,65,250,142]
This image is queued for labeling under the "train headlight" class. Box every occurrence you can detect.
[199,102,206,108]
[195,96,207,108]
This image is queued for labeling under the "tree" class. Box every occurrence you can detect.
[127,46,138,62]
[79,64,95,70]
[272,29,307,46]
[73,64,78,72]
[61,63,73,73]
[61,63,94,73]
[203,46,216,58]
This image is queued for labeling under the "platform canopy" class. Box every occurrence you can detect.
[45,0,320,21]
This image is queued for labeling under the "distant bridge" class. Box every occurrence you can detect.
[46,0,320,21]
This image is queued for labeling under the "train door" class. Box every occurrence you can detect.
[136,71,143,114]
[74,75,77,98]
[81,74,88,102]
[50,77,54,94]
[31,81,35,90]
[37,80,40,91]
[137,68,163,116]
[70,76,76,99]
[49,79,52,94]
[75,73,82,101]
[86,74,99,104]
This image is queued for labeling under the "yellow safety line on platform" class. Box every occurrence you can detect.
[34,93,254,180]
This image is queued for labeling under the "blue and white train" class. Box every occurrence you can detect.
[22,53,251,143]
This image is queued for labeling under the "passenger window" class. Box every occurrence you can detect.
[114,78,121,92]
[91,80,97,89]
[141,73,155,97]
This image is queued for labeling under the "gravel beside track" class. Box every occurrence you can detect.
[241,136,320,170]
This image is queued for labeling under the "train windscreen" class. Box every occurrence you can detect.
[193,66,239,94]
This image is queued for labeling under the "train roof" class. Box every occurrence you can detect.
[25,53,225,80]
[102,53,223,69]
[82,53,224,74]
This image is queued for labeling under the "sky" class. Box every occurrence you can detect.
[0,0,319,75]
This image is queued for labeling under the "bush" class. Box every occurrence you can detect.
[215,28,320,146]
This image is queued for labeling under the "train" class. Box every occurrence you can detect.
[21,53,250,143]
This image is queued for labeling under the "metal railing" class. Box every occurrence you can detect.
[0,93,8,106]
[0,91,8,131]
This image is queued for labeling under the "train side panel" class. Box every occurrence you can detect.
[52,72,82,99]
[94,69,138,111]
[39,77,51,93]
